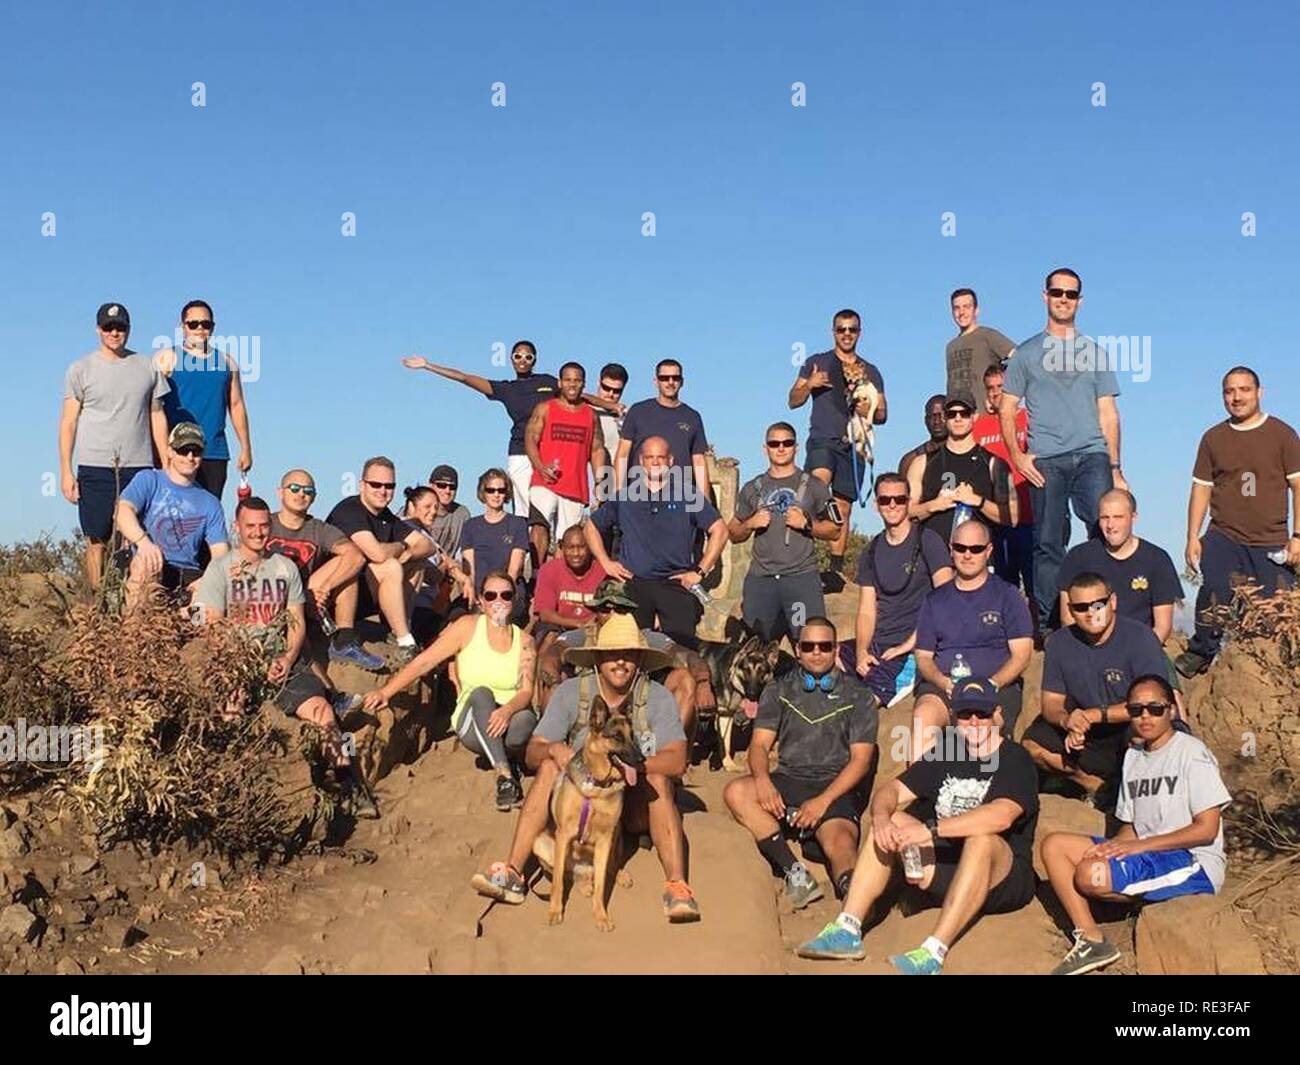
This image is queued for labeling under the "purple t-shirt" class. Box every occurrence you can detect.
[914,575,1033,679]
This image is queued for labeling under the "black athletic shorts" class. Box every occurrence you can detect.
[195,459,229,501]
[77,465,149,541]
[772,771,863,828]
[1022,716,1131,782]
[923,848,1036,915]
[273,660,328,717]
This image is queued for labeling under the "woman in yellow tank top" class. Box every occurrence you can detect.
[364,571,536,810]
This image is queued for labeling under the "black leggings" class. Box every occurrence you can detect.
[626,577,702,650]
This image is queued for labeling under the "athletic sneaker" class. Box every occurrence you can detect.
[796,921,865,961]
[663,880,701,922]
[784,862,824,910]
[347,784,380,820]
[889,946,943,975]
[329,639,385,671]
[392,643,420,667]
[1052,930,1121,976]
[331,692,363,718]
[470,862,527,905]
[1174,650,1209,678]
[495,774,523,812]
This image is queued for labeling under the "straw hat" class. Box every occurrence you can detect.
[562,612,676,673]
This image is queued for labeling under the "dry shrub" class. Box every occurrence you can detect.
[0,532,86,584]
[1215,578,1300,679]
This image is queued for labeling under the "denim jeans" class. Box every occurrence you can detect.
[1028,450,1113,625]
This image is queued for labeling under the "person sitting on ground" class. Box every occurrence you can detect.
[724,617,877,909]
[426,463,472,620]
[470,612,701,922]
[531,524,607,652]
[1023,573,1175,810]
[266,468,384,671]
[796,677,1039,973]
[326,456,436,666]
[839,471,953,705]
[460,467,531,625]
[1039,674,1232,976]
[910,520,1033,759]
[115,422,228,606]
[399,484,474,642]
[364,570,536,812]
[193,496,375,817]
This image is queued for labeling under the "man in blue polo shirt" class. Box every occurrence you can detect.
[585,436,728,649]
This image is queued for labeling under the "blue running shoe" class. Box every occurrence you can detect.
[795,921,865,961]
[889,946,943,975]
[329,640,385,672]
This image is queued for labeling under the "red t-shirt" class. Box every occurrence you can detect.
[973,409,1033,526]
[530,399,595,503]
[532,557,607,623]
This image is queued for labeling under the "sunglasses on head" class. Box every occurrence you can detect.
[765,438,796,449]
[876,493,908,506]
[1047,287,1080,300]
[1068,597,1109,614]
[951,542,989,555]
[481,589,515,602]
[798,640,835,653]
[184,319,214,330]
[954,706,996,720]
[285,483,316,496]
[1126,701,1170,718]
[176,446,203,458]
[364,480,396,491]
[657,374,683,382]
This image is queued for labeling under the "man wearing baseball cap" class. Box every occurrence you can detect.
[59,302,171,589]
[797,676,1039,973]
[115,421,229,605]
[427,464,469,561]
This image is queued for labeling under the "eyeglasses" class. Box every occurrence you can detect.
[657,374,683,382]
[600,383,625,396]
[176,446,204,458]
[798,640,835,653]
[765,438,796,449]
[1068,597,1109,614]
[835,326,860,335]
[481,589,516,602]
[876,494,909,506]
[364,480,396,491]
[944,408,973,420]
[1047,288,1080,300]
[184,319,214,330]
[285,483,317,496]
[951,542,990,555]
[483,486,508,495]
[101,324,127,334]
[432,481,456,490]
[954,707,996,720]
[1126,701,1169,718]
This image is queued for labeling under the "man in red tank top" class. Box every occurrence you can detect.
[973,364,1035,603]
[525,362,608,559]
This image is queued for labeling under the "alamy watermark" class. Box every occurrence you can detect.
[1041,334,1151,383]
[151,330,261,382]
[0,717,105,769]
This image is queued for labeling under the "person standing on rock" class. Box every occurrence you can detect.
[974,365,1036,601]
[898,394,948,481]
[1039,673,1232,976]
[945,288,1015,414]
[796,677,1039,973]
[614,358,711,499]
[1176,366,1300,677]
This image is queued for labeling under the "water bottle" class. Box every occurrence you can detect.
[688,582,712,607]
[1267,548,1289,566]
[950,653,972,683]
[317,607,338,637]
[902,844,924,883]
[950,501,974,541]
[237,472,252,502]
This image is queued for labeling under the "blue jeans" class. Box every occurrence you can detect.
[1188,527,1295,661]
[993,523,1035,602]
[1028,450,1113,625]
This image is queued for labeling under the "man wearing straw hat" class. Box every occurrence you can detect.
[471,611,701,922]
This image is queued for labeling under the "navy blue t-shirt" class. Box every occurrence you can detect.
[488,374,558,455]
[462,513,530,590]
[914,575,1033,679]
[590,490,722,579]
[1056,538,1183,627]
[620,399,709,469]
[799,351,885,440]
[856,525,952,646]
[1042,616,1171,713]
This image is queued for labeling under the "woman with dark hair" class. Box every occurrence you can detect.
[401,484,472,638]
[460,468,530,623]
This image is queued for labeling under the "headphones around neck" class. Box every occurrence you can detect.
[800,669,836,693]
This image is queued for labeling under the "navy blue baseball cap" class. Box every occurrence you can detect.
[951,677,999,712]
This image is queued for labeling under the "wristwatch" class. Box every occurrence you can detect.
[694,565,709,578]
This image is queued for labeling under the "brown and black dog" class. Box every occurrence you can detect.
[533,695,645,931]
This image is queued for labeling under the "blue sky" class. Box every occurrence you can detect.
[3,1,1296,617]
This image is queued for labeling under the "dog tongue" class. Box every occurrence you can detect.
[622,764,637,787]
[741,698,759,719]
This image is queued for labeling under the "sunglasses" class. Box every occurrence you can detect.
[1126,701,1170,718]
[954,707,996,720]
[1047,287,1081,300]
[657,374,683,382]
[1068,598,1109,614]
[834,325,860,334]
[600,383,625,395]
[184,319,214,330]
[483,486,508,495]
[432,481,456,490]
[481,589,516,602]
[175,446,204,458]
[951,542,990,555]
[876,493,909,506]
[101,324,127,334]
[798,640,835,653]
[944,408,973,419]
[364,480,396,491]
[765,438,796,448]
[285,483,317,496]
[512,352,535,362]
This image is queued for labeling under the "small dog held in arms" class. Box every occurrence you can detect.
[843,367,880,466]
[532,695,646,931]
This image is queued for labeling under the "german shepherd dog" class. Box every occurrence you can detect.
[533,695,646,931]
[694,626,785,772]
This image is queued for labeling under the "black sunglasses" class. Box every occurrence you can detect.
[1068,597,1109,614]
[954,707,996,720]
[184,319,215,329]
[1126,701,1169,718]
[481,589,516,602]
[657,374,683,382]
[101,324,127,334]
[284,483,317,496]
[176,446,203,458]
[765,438,796,448]
[944,408,973,419]
[483,486,508,495]
[876,494,908,506]
[834,325,860,334]
[1047,287,1080,300]
[600,382,625,395]
[951,542,990,555]
[364,480,396,490]
[432,481,456,490]
[798,640,835,653]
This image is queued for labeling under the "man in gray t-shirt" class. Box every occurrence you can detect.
[946,288,1014,414]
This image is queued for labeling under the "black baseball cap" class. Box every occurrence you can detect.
[950,678,999,712]
[96,303,130,329]
[429,465,458,488]
[944,390,976,414]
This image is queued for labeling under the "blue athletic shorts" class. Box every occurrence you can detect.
[1090,837,1216,901]
[804,435,860,502]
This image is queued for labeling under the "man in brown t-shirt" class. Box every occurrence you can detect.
[1178,366,1300,675]
[945,288,1015,414]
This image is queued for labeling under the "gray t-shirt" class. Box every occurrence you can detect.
[429,502,469,559]
[754,671,878,781]
[64,351,170,468]
[193,551,305,640]
[534,674,685,756]
[734,470,833,577]
[946,326,1014,413]
[1116,731,1233,892]
[1002,332,1120,459]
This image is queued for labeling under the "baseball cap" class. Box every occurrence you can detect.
[429,464,458,488]
[168,422,206,452]
[944,390,976,413]
[590,579,638,612]
[96,303,130,329]
[950,677,999,712]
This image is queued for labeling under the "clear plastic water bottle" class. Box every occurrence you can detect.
[950,653,972,683]
[950,502,974,541]
[902,844,924,883]
[688,582,712,607]
[1267,548,1289,565]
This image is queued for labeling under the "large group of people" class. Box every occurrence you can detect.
[58,270,1299,972]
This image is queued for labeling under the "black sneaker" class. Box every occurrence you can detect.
[1052,930,1121,975]
[346,782,380,820]
[1174,650,1210,678]
[495,775,523,812]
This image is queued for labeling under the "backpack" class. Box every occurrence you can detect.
[574,669,653,745]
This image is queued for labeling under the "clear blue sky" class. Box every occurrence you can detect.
[4,1,1296,612]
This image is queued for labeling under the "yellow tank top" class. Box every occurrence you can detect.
[452,615,522,729]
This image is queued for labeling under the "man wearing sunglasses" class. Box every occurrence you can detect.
[798,676,1039,972]
[1000,268,1125,632]
[1039,674,1232,975]
[730,422,839,644]
[724,617,877,910]
[945,288,1015,415]
[326,456,436,666]
[154,299,253,500]
[614,358,710,500]
[594,362,629,486]
[906,389,1015,544]
[267,469,382,672]
[789,309,888,590]
[114,422,228,606]
[912,521,1033,759]
[898,394,948,481]
[1023,572,1172,810]
[60,302,171,590]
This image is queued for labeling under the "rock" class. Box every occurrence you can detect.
[6,799,32,818]
[309,860,327,878]
[1031,794,1107,880]
[0,826,30,859]
[157,866,177,892]
[70,855,99,876]
[261,947,304,975]
[55,956,83,976]
[86,954,99,968]
[1135,895,1268,975]
[60,901,91,926]
[92,884,122,904]
[100,917,146,950]
[135,904,162,926]
[0,903,40,942]
[0,807,12,830]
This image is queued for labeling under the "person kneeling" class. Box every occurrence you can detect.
[797,677,1039,973]
[1038,674,1232,976]
[724,617,877,909]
